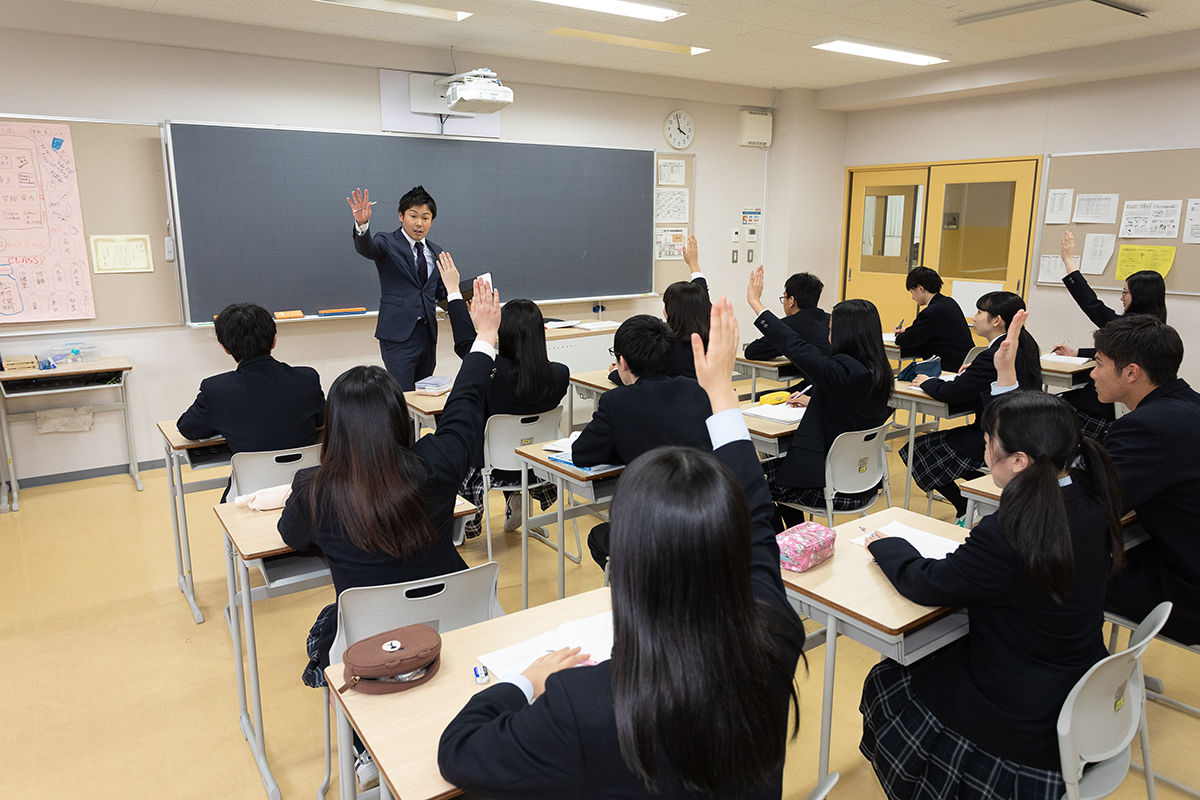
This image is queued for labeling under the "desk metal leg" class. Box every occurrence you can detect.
[750,369,759,401]
[0,419,10,514]
[903,399,917,510]
[818,613,840,783]
[0,394,19,511]
[335,704,357,800]
[566,387,574,437]
[121,380,143,491]
[557,475,567,600]
[521,469,530,610]
[226,535,250,718]
[166,444,204,623]
[238,553,281,800]
[964,498,977,527]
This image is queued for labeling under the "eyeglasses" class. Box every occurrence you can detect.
[1120,290,1130,297]
[608,347,619,358]
[778,296,787,305]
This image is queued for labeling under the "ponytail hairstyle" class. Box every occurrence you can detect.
[304,366,436,558]
[830,298,893,409]
[497,299,555,406]
[608,446,805,796]
[983,391,1124,603]
[663,280,711,346]
[977,291,1043,386]
[1124,270,1168,322]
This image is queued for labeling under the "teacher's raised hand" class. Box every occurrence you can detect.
[347,187,372,226]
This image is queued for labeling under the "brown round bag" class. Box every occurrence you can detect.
[337,624,441,695]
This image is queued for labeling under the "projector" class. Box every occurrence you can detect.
[439,69,513,114]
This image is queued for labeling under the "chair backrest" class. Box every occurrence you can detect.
[229,443,323,498]
[963,345,987,367]
[482,407,564,473]
[329,562,504,668]
[1057,602,1172,787]
[824,420,893,495]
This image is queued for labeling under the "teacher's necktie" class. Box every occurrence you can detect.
[415,241,430,322]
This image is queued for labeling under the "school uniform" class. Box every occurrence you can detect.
[1103,378,1200,644]
[176,353,325,501]
[743,306,830,361]
[1059,271,1123,438]
[901,338,1041,492]
[280,344,495,672]
[861,476,1113,799]
[572,373,712,566]
[438,414,805,800]
[894,293,975,372]
[752,310,891,508]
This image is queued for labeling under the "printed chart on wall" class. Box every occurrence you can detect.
[0,121,94,321]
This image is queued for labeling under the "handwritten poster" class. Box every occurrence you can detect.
[1115,245,1174,280]
[1119,200,1182,239]
[0,121,94,321]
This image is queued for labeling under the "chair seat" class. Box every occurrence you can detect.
[1076,746,1132,800]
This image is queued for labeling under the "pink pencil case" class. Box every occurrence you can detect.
[776,522,836,573]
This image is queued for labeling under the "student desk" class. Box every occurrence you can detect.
[404,390,448,439]
[514,442,620,608]
[889,374,975,509]
[782,506,970,785]
[325,587,611,800]
[741,401,800,457]
[0,357,140,512]
[213,495,476,800]
[736,354,800,400]
[156,421,234,624]
[960,473,1001,522]
[881,333,902,370]
[1040,356,1096,391]
[566,369,617,432]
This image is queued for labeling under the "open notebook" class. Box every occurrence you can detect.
[743,403,806,424]
[478,611,613,675]
[850,520,962,560]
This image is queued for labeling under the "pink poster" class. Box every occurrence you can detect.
[0,121,95,321]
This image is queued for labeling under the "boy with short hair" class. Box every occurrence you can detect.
[894,267,976,372]
[743,272,829,360]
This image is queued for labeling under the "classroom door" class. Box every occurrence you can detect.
[844,168,928,330]
[922,160,1039,339]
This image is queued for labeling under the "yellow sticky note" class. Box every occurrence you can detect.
[1115,245,1175,281]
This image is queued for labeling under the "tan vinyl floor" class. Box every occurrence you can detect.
[1,426,1197,799]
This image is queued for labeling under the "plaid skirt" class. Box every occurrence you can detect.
[762,458,882,512]
[458,467,557,538]
[1076,410,1112,442]
[302,601,339,688]
[900,431,986,492]
[860,659,1065,800]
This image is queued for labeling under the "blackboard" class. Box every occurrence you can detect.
[166,122,655,324]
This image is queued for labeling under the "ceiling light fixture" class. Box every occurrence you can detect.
[311,0,472,22]
[551,27,708,54]
[532,0,685,23]
[809,36,947,66]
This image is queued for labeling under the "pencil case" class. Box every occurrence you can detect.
[776,522,836,573]
[759,391,791,405]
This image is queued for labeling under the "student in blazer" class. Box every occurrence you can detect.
[861,338,1124,796]
[574,314,712,567]
[743,270,830,361]
[348,185,447,391]
[892,267,975,372]
[177,303,324,501]
[439,300,806,800]
[1089,315,1200,644]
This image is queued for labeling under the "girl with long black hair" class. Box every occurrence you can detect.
[1051,229,1168,440]
[439,299,808,799]
[902,290,1043,520]
[860,311,1124,800]
[747,265,894,521]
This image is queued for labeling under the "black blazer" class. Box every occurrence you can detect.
[894,293,975,372]
[744,307,830,361]
[353,225,445,344]
[1104,378,1200,644]
[1062,271,1119,361]
[916,337,1042,463]
[177,354,324,456]
[438,436,803,800]
[278,349,495,601]
[571,375,712,468]
[753,310,891,489]
[662,274,709,380]
[868,478,1112,769]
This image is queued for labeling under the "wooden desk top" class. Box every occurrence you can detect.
[736,354,791,368]
[544,324,620,341]
[515,442,624,483]
[214,495,477,560]
[157,420,227,451]
[1040,357,1097,375]
[890,373,959,402]
[405,390,450,416]
[0,356,131,381]
[569,369,618,392]
[781,507,969,636]
[961,473,1001,502]
[327,588,611,800]
[740,400,801,440]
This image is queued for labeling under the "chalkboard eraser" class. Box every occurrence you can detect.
[274,310,304,320]
[318,307,367,317]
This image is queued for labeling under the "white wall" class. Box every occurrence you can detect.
[844,68,1200,385]
[0,22,847,480]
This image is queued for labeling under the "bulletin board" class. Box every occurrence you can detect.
[1034,147,1200,296]
[0,116,180,335]
[653,152,696,293]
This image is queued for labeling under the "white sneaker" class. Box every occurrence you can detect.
[503,493,523,532]
[355,750,380,791]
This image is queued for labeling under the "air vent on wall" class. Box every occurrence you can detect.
[739,111,773,148]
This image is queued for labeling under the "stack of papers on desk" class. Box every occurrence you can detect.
[851,521,962,560]
[882,333,897,343]
[545,320,581,329]
[1042,354,1091,365]
[544,431,581,452]
[743,404,806,424]
[575,320,620,331]
[479,611,613,675]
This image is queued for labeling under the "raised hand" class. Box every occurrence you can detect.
[995,308,1028,388]
[683,234,699,271]
[469,277,501,345]
[436,251,461,295]
[1060,231,1077,273]
[347,188,372,226]
[521,646,590,699]
[691,296,740,414]
[747,265,766,315]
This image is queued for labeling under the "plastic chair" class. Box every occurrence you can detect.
[1057,601,1172,800]
[482,407,581,564]
[781,420,892,528]
[319,562,504,799]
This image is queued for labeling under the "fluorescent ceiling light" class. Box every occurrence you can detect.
[531,0,685,23]
[311,0,472,21]
[551,27,708,54]
[810,36,947,66]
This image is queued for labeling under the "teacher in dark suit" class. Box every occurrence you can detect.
[348,185,448,391]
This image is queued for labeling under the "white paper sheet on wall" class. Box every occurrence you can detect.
[1039,254,1067,283]
[1119,200,1182,239]
[1184,199,1200,245]
[1073,193,1120,224]
[657,158,686,186]
[1080,233,1116,275]
[1045,188,1074,224]
[654,227,687,260]
[654,188,689,223]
